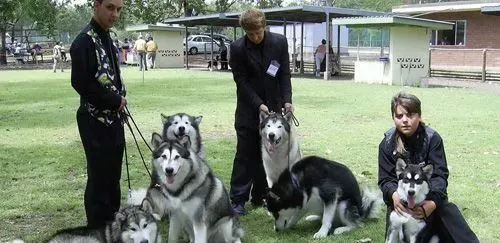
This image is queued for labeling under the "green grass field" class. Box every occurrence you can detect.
[1,68,499,242]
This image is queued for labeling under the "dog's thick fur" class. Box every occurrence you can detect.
[386,158,438,243]
[46,200,161,243]
[148,133,243,243]
[265,156,381,239]
[260,111,302,187]
[161,113,204,158]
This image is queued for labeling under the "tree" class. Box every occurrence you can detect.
[118,0,207,24]
[214,0,238,13]
[55,4,93,43]
[0,0,58,65]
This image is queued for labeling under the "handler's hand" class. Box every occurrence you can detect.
[411,200,436,219]
[392,192,409,216]
[284,103,294,113]
[118,97,127,111]
[259,104,269,114]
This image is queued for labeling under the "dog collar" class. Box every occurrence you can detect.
[291,173,300,189]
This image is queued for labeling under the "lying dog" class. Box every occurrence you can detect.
[47,199,161,243]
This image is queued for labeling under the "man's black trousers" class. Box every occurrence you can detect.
[229,126,267,205]
[77,107,124,228]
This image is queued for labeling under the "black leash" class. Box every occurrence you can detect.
[121,105,154,194]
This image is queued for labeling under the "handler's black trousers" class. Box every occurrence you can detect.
[77,107,124,228]
[229,126,267,205]
[385,201,479,242]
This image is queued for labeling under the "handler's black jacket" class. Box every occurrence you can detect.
[229,31,291,129]
[70,19,123,112]
[378,124,449,208]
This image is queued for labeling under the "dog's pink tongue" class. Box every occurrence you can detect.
[268,142,276,152]
[167,176,174,184]
[407,196,415,209]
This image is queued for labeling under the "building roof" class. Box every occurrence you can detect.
[162,5,387,27]
[481,5,500,15]
[125,24,195,32]
[393,0,500,15]
[331,15,454,30]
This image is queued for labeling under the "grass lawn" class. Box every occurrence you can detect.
[0,68,499,242]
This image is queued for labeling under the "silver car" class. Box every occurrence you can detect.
[184,35,220,55]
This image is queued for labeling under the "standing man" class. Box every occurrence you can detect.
[146,36,158,69]
[229,8,293,215]
[133,35,147,71]
[70,0,126,228]
[53,42,63,72]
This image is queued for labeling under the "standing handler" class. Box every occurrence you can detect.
[70,0,127,228]
[229,8,294,215]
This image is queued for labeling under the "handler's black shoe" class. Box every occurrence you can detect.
[232,203,245,216]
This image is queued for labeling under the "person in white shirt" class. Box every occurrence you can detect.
[314,39,327,77]
[53,42,64,73]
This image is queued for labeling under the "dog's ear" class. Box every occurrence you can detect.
[160,113,169,124]
[114,210,126,223]
[151,132,163,149]
[395,158,407,177]
[178,135,191,150]
[194,115,203,126]
[260,110,269,123]
[142,198,162,221]
[421,163,434,180]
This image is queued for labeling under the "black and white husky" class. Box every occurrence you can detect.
[161,113,204,158]
[260,111,302,187]
[46,199,161,243]
[386,158,438,243]
[265,156,381,239]
[149,133,243,243]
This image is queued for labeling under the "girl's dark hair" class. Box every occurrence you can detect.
[391,92,421,117]
[321,39,326,45]
[391,92,423,154]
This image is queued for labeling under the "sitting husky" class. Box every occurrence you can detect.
[386,158,438,243]
[265,156,381,239]
[161,113,204,158]
[149,133,243,243]
[260,111,302,187]
[47,199,161,243]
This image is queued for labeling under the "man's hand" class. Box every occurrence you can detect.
[411,200,436,219]
[259,104,269,114]
[284,103,294,113]
[118,97,127,111]
[392,192,409,216]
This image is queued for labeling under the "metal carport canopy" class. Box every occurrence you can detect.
[162,5,386,26]
[330,15,454,29]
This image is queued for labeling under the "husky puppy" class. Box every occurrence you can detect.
[386,159,437,243]
[265,156,381,239]
[46,199,161,243]
[150,133,243,243]
[260,111,302,187]
[161,113,204,158]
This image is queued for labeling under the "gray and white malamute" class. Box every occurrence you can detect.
[46,199,161,243]
[149,133,243,243]
[161,113,204,158]
[260,111,302,187]
[265,156,381,239]
[386,158,438,243]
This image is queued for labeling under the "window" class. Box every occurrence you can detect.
[430,20,466,46]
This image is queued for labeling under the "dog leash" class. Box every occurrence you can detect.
[121,106,154,194]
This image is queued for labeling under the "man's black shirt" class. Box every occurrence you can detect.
[70,18,123,111]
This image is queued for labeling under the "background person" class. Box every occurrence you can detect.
[229,8,294,215]
[53,42,63,72]
[133,35,147,71]
[146,36,158,69]
[314,39,326,77]
[378,92,479,242]
[70,0,126,228]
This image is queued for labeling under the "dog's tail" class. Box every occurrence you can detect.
[127,188,148,206]
[361,186,383,219]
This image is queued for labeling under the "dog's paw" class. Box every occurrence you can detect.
[305,215,321,222]
[313,229,329,239]
[333,226,353,235]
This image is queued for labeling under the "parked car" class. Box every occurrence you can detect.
[183,35,220,55]
[200,33,233,45]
